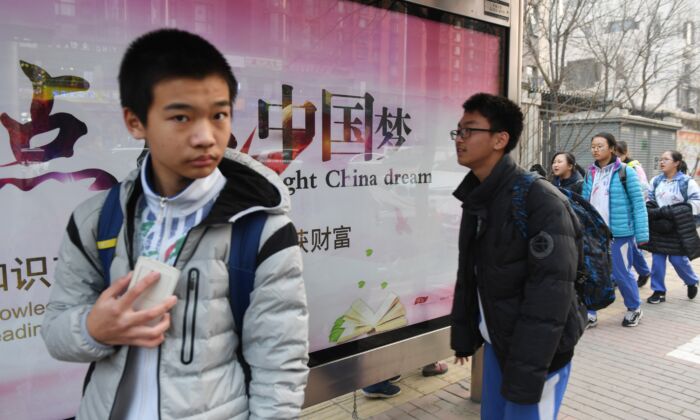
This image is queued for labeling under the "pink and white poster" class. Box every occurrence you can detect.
[0,1,505,418]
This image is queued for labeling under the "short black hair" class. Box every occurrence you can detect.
[462,93,524,154]
[592,132,617,149]
[119,28,238,125]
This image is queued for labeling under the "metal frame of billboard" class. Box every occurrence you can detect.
[304,0,523,407]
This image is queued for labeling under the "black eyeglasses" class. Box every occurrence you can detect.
[450,127,498,140]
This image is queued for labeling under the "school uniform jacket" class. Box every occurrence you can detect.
[42,149,309,420]
[581,160,649,242]
[450,155,586,405]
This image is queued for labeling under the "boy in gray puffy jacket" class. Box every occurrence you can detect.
[41,29,309,420]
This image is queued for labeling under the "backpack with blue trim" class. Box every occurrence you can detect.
[651,175,700,227]
[95,183,266,393]
[512,173,615,311]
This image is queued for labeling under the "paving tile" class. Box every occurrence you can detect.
[300,404,350,420]
[443,381,471,399]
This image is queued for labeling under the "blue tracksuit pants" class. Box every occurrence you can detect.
[651,253,699,293]
[628,242,650,277]
[590,236,641,317]
[482,342,571,420]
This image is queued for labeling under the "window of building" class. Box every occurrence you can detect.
[685,21,694,46]
[678,83,691,111]
[607,18,638,33]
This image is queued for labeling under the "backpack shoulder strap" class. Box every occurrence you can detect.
[679,176,690,202]
[512,172,541,238]
[618,165,628,194]
[584,168,596,192]
[96,184,123,286]
[228,210,268,394]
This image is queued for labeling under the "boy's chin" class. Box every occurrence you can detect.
[178,165,218,181]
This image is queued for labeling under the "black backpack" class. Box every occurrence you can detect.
[512,173,615,311]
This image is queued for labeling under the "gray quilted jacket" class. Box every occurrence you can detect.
[41,150,309,419]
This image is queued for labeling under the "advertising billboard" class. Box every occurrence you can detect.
[0,0,507,417]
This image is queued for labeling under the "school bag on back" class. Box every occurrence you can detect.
[512,173,615,311]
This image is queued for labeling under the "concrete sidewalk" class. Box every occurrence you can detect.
[301,256,700,419]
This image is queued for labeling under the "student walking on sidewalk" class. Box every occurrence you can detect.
[615,141,651,287]
[450,93,586,419]
[550,152,584,195]
[641,150,700,303]
[582,133,649,328]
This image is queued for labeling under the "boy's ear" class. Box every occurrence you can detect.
[123,108,146,140]
[493,131,509,151]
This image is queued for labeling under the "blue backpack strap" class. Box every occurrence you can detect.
[679,176,690,202]
[675,176,700,225]
[649,175,663,202]
[512,172,540,238]
[96,184,123,286]
[228,210,268,394]
[618,164,628,195]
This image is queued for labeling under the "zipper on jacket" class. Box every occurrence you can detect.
[156,196,168,224]
[155,197,170,256]
[157,346,163,420]
[181,268,200,364]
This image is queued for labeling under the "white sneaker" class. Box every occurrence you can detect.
[622,308,642,327]
[586,313,598,329]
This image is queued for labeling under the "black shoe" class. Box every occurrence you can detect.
[362,381,401,398]
[689,284,698,299]
[647,291,666,304]
[637,274,650,288]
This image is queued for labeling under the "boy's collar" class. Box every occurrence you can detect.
[140,153,225,215]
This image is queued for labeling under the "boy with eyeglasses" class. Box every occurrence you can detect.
[450,93,586,419]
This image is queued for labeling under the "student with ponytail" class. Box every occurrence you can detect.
[641,150,700,303]
[550,152,584,195]
[582,132,648,328]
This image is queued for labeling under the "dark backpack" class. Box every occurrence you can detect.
[94,183,266,393]
[512,173,615,311]
[651,175,700,227]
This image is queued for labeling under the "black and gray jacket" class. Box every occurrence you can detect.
[450,155,586,405]
[553,171,583,195]
[642,201,700,259]
[41,149,309,419]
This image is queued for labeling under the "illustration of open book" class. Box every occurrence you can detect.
[329,293,408,343]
